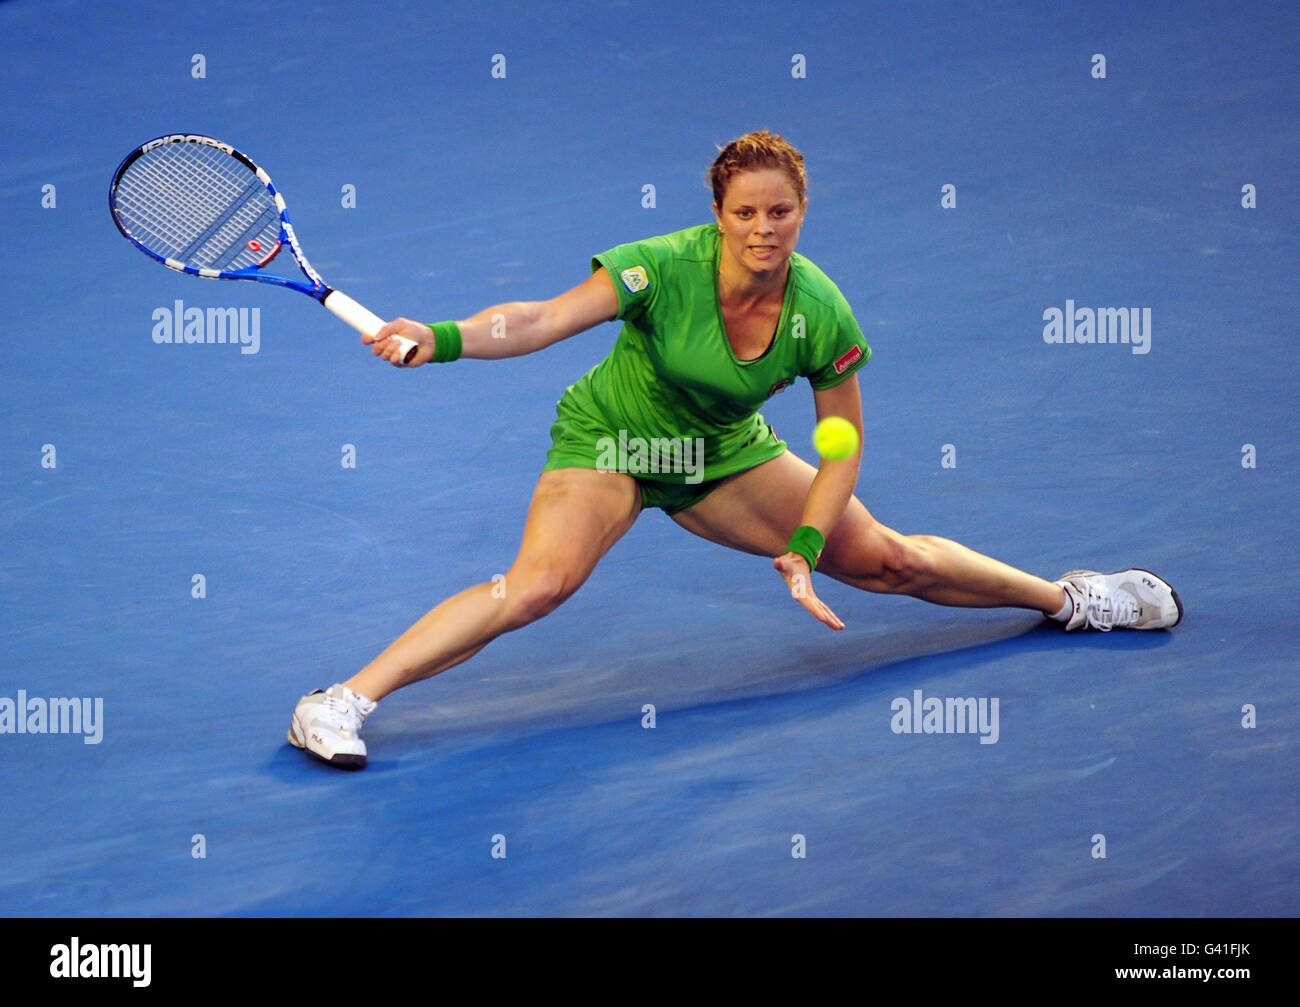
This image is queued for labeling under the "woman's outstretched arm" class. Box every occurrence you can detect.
[364,268,620,365]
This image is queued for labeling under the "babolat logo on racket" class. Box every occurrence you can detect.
[141,134,234,155]
[620,266,649,293]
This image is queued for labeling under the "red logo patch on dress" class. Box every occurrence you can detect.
[833,345,863,374]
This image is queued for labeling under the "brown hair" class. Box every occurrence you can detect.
[708,130,808,207]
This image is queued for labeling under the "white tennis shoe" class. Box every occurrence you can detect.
[1055,569,1183,631]
[288,684,377,769]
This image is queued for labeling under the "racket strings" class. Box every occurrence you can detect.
[113,143,281,272]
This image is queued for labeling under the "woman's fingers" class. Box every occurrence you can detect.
[773,553,845,631]
[364,318,432,366]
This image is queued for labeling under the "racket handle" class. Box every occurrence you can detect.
[323,289,420,365]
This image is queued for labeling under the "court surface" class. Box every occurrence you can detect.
[1,0,1296,916]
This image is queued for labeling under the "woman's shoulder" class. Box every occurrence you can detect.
[608,223,716,264]
[789,249,855,315]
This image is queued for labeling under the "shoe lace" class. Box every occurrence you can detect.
[321,690,365,732]
[1085,584,1139,631]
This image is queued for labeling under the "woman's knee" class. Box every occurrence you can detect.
[892,534,939,584]
[498,564,579,627]
[823,525,934,591]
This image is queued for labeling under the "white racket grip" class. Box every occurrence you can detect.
[323,289,419,366]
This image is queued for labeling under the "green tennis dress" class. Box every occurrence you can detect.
[543,224,871,513]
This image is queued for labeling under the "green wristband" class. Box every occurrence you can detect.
[786,525,826,571]
[427,321,463,363]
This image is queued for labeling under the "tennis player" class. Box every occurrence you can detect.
[289,130,1182,769]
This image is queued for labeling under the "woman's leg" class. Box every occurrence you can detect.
[672,450,1066,613]
[346,467,642,701]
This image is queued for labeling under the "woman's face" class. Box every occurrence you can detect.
[713,168,806,278]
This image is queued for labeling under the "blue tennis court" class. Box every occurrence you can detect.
[1,0,1296,916]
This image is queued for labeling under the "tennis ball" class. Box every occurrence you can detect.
[813,416,859,460]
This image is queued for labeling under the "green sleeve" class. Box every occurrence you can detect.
[591,236,662,322]
[806,298,871,389]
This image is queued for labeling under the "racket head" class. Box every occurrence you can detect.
[109,134,324,296]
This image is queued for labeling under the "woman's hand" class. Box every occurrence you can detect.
[773,552,845,630]
[364,317,435,366]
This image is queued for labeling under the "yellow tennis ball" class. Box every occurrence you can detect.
[813,417,859,460]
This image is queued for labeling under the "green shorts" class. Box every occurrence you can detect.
[542,383,787,515]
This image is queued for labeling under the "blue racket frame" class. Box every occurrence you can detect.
[109,133,331,301]
[109,132,421,365]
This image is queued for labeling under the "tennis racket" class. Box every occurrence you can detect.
[109,133,420,365]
